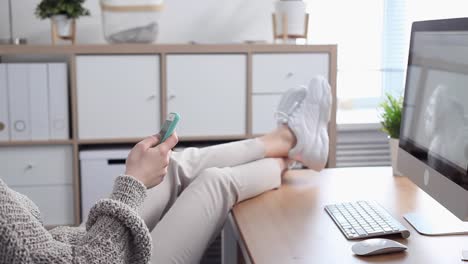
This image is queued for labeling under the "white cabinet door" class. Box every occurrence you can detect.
[167,54,247,137]
[252,94,281,135]
[0,145,73,186]
[0,145,74,225]
[252,53,329,135]
[77,55,160,139]
[13,185,75,225]
[252,53,329,93]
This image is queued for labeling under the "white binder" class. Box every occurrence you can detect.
[48,63,69,140]
[0,65,10,141]
[7,64,31,140]
[29,64,50,140]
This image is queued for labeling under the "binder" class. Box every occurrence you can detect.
[48,63,69,140]
[7,64,31,140]
[29,64,50,140]
[0,65,10,141]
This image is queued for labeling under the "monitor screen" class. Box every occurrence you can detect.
[400,28,468,191]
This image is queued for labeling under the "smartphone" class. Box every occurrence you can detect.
[158,112,180,143]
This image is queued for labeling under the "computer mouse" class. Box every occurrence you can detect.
[351,238,407,256]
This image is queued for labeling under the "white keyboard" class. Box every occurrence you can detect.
[325,200,410,240]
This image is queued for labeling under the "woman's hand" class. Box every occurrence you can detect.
[125,132,179,188]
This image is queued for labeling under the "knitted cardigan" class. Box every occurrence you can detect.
[0,175,152,264]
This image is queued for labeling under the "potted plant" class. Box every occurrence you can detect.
[379,93,403,176]
[35,0,90,43]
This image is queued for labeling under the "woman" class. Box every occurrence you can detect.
[0,76,331,264]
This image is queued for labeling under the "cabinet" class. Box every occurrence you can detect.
[0,44,337,226]
[76,55,161,140]
[167,54,247,137]
[252,53,329,93]
[252,53,330,134]
[0,145,74,225]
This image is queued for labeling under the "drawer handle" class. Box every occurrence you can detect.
[108,159,126,165]
[24,163,35,171]
[285,72,294,78]
[146,94,157,101]
[168,94,176,100]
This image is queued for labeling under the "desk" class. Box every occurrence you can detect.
[230,167,467,263]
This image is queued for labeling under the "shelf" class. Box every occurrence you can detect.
[178,135,249,142]
[0,44,337,55]
[0,136,250,147]
[77,135,249,145]
[78,138,144,145]
[0,140,74,146]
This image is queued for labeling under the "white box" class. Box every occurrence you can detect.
[79,149,131,221]
[29,64,50,140]
[48,63,69,140]
[7,64,31,140]
[0,64,10,141]
[100,0,162,43]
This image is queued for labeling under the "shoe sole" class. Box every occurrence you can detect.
[300,76,332,170]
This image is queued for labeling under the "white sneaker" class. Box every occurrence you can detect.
[276,76,332,171]
[275,85,308,124]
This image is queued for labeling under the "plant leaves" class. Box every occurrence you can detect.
[35,0,91,19]
[378,93,403,138]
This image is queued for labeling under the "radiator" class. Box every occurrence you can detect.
[336,124,392,168]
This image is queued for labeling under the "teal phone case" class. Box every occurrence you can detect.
[159,112,180,142]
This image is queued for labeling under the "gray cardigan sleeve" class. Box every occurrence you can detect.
[0,175,152,264]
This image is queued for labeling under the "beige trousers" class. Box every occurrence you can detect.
[139,139,282,264]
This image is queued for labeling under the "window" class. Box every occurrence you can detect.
[305,0,468,125]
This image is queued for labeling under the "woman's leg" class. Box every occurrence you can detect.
[170,125,295,181]
[150,158,287,264]
[141,74,330,234]
[140,125,295,231]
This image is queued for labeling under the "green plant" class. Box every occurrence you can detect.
[35,0,90,19]
[379,93,403,139]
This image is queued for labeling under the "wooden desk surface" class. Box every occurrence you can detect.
[231,167,467,264]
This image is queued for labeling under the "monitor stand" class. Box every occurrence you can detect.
[462,250,468,261]
[404,211,468,235]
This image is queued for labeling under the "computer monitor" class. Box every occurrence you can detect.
[398,17,468,235]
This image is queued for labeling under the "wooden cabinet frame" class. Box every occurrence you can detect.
[0,44,337,225]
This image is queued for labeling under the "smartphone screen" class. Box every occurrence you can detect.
[158,113,180,143]
[158,119,171,141]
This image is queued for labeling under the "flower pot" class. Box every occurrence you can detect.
[389,137,402,176]
[274,0,306,37]
[52,15,74,37]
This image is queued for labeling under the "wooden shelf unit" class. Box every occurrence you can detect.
[0,44,336,55]
[0,44,338,225]
[0,139,74,146]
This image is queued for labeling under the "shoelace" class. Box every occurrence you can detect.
[274,101,302,123]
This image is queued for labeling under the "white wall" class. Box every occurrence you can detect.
[0,0,277,44]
